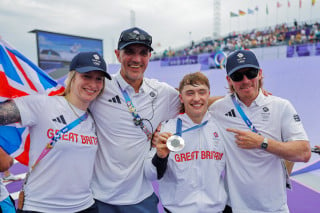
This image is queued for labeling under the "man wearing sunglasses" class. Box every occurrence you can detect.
[90,27,180,213]
[209,49,311,213]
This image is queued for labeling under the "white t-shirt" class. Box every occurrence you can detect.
[0,181,9,202]
[14,95,98,213]
[90,72,180,205]
[209,92,309,213]
[145,112,227,213]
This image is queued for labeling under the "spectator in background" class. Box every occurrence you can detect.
[155,20,319,60]
[294,19,298,29]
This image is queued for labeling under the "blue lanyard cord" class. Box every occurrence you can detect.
[117,81,152,140]
[231,94,291,189]
[231,94,258,133]
[175,118,208,136]
[32,112,89,170]
[50,112,88,147]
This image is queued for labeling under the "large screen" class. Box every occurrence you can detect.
[30,29,103,85]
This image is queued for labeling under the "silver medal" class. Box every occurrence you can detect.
[167,135,185,152]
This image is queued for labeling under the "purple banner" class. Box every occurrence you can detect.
[198,51,227,70]
[160,55,198,66]
[160,51,227,71]
[287,43,320,57]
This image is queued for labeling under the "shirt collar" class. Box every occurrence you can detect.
[253,89,266,106]
[231,89,265,107]
[114,71,146,94]
[178,111,211,126]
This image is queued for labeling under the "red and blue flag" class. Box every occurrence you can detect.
[0,37,64,166]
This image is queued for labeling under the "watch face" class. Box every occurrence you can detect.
[261,142,268,149]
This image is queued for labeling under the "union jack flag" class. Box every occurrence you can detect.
[0,37,64,166]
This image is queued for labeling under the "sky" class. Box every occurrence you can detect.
[0,0,319,64]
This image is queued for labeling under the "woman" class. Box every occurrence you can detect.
[0,52,111,212]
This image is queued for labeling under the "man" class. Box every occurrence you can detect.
[90,27,180,212]
[209,49,311,213]
[0,147,16,213]
[144,72,227,213]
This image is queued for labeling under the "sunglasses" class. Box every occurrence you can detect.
[230,69,259,82]
[120,32,152,46]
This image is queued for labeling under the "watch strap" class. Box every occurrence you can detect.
[261,137,268,149]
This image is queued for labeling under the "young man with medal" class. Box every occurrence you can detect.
[144,72,227,213]
[0,52,111,212]
[208,49,311,213]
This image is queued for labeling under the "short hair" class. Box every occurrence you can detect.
[178,72,210,113]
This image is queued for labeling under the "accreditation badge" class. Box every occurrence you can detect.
[167,135,185,152]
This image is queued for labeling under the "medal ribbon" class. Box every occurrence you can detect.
[117,81,152,140]
[231,94,291,189]
[32,112,88,170]
[175,118,208,136]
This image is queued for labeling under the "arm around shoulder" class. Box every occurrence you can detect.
[208,96,224,106]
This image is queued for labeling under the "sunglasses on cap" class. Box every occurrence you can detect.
[120,32,152,46]
[230,69,259,82]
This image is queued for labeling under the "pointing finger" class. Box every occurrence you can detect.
[226,128,241,134]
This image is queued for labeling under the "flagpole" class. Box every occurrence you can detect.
[229,16,231,37]
[266,4,269,30]
[254,5,258,32]
[310,1,313,23]
[230,13,233,38]
[299,0,301,23]
[247,10,249,32]
[255,9,258,30]
[238,16,240,34]
[286,1,288,24]
[238,11,240,33]
[276,5,278,27]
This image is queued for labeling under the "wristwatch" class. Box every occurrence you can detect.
[261,137,268,150]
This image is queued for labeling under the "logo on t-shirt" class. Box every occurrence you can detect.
[108,95,121,104]
[225,109,236,117]
[213,132,219,138]
[211,131,221,147]
[261,107,271,121]
[293,114,301,122]
[52,115,66,124]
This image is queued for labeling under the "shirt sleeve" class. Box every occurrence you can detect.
[163,82,180,119]
[13,95,46,127]
[143,148,158,181]
[280,99,309,142]
[144,119,173,181]
[152,153,169,179]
